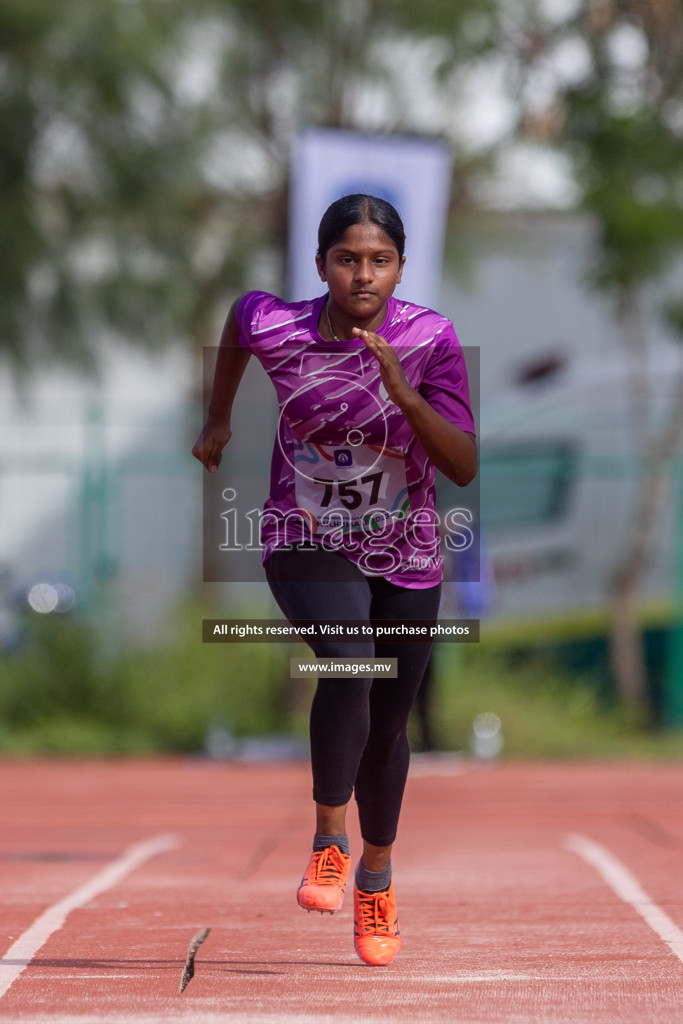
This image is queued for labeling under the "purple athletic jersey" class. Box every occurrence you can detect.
[237,291,476,588]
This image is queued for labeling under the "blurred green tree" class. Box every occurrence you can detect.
[512,0,683,707]
[0,0,499,375]
[1,0,201,371]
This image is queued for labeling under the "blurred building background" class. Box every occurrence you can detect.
[2,0,683,751]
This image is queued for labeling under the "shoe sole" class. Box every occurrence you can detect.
[297,892,343,915]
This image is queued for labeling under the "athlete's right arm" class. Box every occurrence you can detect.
[191,296,251,474]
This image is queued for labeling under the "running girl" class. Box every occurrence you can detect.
[192,194,477,966]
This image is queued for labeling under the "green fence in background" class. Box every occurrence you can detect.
[2,403,683,723]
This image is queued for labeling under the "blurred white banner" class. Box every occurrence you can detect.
[288,128,452,310]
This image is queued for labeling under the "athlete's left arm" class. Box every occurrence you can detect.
[354,328,478,487]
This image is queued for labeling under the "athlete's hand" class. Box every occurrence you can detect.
[353,328,417,408]
[192,415,232,473]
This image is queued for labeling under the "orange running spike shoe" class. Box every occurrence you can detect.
[354,881,401,966]
[297,845,351,914]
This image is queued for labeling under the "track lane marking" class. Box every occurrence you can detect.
[0,832,180,1000]
[564,832,683,964]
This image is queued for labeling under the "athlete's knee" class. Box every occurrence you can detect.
[363,724,410,765]
[311,640,375,661]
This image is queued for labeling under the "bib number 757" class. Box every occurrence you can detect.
[315,470,383,510]
[294,441,409,535]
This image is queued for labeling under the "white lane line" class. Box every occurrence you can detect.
[0,832,180,1000]
[565,832,683,964]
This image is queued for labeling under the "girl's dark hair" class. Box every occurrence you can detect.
[316,194,406,262]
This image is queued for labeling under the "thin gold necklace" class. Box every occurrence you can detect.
[325,297,340,341]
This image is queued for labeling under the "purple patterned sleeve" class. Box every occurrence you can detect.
[418,324,476,435]
[236,291,272,349]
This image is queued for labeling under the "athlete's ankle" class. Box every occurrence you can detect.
[313,832,350,855]
[356,859,392,894]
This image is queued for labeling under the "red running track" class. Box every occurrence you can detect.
[1,756,683,1023]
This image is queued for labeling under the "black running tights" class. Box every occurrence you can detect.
[265,548,440,847]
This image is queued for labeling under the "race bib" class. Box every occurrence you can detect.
[294,442,409,535]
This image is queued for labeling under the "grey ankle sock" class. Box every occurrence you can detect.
[355,858,392,893]
[313,833,349,855]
